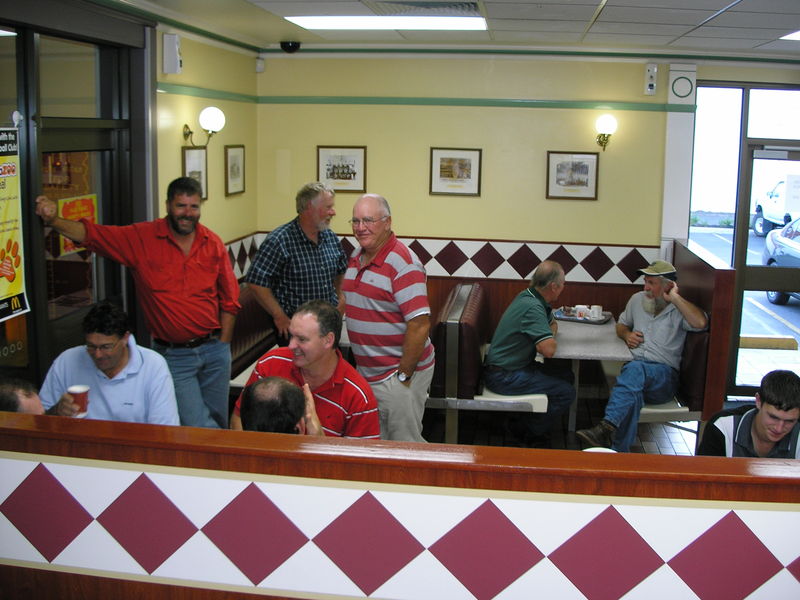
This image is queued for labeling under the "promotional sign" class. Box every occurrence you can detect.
[0,128,29,323]
[58,194,97,255]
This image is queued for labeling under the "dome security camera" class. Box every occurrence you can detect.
[280,41,301,54]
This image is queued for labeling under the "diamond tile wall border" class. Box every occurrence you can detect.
[2,455,798,600]
[226,234,657,284]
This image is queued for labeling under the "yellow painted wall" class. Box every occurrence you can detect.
[154,34,800,246]
[156,34,258,242]
[257,57,667,245]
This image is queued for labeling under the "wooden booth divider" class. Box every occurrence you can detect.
[1,414,798,599]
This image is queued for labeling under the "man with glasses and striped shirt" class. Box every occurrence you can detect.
[343,193,435,442]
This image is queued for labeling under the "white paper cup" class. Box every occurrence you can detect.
[590,305,603,319]
[67,385,89,418]
[574,305,589,319]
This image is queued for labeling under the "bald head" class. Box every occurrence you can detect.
[531,261,565,302]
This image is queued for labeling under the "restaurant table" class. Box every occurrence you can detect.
[553,317,633,431]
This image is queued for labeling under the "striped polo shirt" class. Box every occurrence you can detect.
[343,233,435,383]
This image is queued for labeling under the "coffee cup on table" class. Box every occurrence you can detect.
[67,385,89,418]
[590,305,603,319]
[574,305,589,319]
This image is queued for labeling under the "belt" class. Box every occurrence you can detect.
[154,330,219,349]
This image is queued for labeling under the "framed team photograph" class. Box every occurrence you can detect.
[182,146,208,199]
[546,151,599,200]
[224,145,245,196]
[317,146,366,192]
[430,147,482,196]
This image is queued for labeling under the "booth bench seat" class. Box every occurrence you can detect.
[229,283,277,396]
[427,282,547,444]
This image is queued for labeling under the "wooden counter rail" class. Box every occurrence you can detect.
[2,414,798,503]
[2,414,799,600]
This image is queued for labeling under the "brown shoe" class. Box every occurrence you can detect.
[576,420,617,449]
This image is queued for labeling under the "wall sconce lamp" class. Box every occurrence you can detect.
[595,114,618,151]
[183,106,226,147]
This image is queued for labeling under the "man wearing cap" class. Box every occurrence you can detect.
[576,260,707,451]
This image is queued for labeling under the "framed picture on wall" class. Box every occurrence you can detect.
[430,147,482,196]
[546,151,599,200]
[224,145,245,196]
[317,146,366,192]
[182,146,208,199]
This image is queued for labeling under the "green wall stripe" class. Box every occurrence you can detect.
[157,83,258,103]
[157,83,695,112]
[257,96,694,112]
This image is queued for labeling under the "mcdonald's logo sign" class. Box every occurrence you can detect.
[10,296,21,311]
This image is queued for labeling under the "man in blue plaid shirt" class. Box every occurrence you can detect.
[245,182,347,345]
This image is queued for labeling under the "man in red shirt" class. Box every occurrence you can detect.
[230,299,380,438]
[35,177,239,428]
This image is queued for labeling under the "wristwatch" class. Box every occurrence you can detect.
[397,371,411,383]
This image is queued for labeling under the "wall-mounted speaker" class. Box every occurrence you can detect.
[163,33,182,74]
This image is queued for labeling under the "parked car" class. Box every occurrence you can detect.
[752,176,800,237]
[761,216,800,305]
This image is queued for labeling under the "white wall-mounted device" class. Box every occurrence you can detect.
[163,33,182,74]
[644,63,657,96]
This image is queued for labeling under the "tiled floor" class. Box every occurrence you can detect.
[422,404,700,455]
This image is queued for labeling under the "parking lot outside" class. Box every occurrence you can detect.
[689,225,800,388]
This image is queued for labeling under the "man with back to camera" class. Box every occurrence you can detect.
[39,302,179,425]
[343,193,435,442]
[697,369,800,458]
[240,376,323,436]
[230,299,380,438]
[35,177,239,428]
[0,376,44,415]
[245,182,347,344]
[483,260,575,447]
[576,260,707,451]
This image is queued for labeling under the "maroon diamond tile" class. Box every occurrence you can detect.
[507,245,541,278]
[472,243,505,277]
[581,247,615,281]
[617,249,650,282]
[408,240,432,265]
[97,473,197,574]
[313,492,424,595]
[787,554,800,582]
[546,246,578,274]
[0,464,93,562]
[549,506,663,600]
[202,483,308,585]
[339,236,355,258]
[236,244,248,273]
[227,247,236,270]
[435,242,469,275]
[668,511,782,600]
[429,500,544,600]
[247,238,260,262]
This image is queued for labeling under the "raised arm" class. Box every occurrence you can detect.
[35,195,87,242]
[666,283,708,330]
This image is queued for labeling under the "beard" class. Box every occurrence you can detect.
[167,213,198,236]
[642,294,667,315]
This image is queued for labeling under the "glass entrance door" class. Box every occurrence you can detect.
[736,149,800,388]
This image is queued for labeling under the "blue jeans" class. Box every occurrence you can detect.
[605,360,678,452]
[484,361,575,438]
[154,339,231,428]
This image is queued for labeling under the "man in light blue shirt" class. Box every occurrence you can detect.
[41,302,179,425]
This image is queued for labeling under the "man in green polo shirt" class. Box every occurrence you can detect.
[483,260,575,447]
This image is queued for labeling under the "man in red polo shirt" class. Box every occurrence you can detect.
[230,299,380,438]
[35,177,239,429]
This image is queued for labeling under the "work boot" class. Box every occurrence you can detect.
[576,419,617,449]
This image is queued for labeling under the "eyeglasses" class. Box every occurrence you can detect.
[348,216,388,228]
[85,338,123,353]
